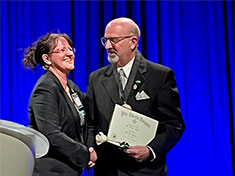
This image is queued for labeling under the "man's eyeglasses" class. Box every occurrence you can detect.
[101,35,134,46]
[49,47,76,55]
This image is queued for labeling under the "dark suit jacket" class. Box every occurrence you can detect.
[28,71,89,176]
[86,51,185,176]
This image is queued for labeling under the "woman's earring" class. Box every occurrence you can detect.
[42,64,50,71]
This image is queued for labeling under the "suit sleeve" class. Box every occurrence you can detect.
[29,82,90,168]
[149,69,185,156]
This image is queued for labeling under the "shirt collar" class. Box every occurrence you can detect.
[117,57,135,78]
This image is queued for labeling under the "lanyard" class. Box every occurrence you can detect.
[70,88,85,127]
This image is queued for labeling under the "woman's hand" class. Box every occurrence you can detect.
[88,147,97,168]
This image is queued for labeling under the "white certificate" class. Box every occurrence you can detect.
[107,104,159,146]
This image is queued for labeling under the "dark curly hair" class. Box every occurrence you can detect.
[22,33,74,69]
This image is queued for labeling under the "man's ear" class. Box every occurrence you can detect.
[42,54,51,65]
[130,36,138,50]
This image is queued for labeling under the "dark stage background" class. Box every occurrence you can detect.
[0,1,234,176]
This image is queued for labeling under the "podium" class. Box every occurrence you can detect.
[0,120,49,176]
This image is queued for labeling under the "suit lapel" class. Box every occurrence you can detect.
[124,57,139,100]
[47,71,83,139]
[126,51,147,101]
[101,51,147,105]
[47,72,76,113]
[102,64,122,105]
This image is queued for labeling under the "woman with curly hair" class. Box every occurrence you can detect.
[22,32,97,176]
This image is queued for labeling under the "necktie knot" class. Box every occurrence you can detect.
[119,68,126,77]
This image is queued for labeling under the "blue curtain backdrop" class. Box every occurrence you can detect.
[0,1,234,176]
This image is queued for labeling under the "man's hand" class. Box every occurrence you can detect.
[124,146,150,162]
[88,147,97,168]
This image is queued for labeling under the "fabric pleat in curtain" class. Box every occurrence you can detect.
[0,1,234,176]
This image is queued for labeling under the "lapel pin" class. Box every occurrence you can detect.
[133,84,137,90]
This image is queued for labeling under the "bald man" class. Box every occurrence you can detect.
[86,17,185,176]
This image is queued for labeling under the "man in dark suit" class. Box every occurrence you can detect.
[86,17,185,176]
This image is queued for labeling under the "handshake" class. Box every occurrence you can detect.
[88,147,97,168]
[87,132,108,168]
[88,132,132,168]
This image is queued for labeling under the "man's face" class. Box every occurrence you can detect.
[104,23,133,67]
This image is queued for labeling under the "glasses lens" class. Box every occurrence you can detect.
[49,47,76,55]
[60,48,75,54]
[72,48,76,53]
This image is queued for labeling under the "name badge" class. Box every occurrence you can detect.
[70,90,85,126]
[71,92,83,109]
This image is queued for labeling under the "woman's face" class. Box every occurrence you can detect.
[49,37,75,74]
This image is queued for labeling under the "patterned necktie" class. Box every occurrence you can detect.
[119,68,127,101]
[119,68,127,90]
